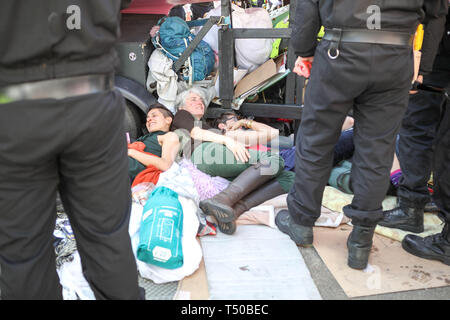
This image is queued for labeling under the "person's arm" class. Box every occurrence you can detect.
[341,116,354,131]
[127,132,180,171]
[190,126,250,163]
[224,119,279,147]
[290,0,321,58]
[290,0,321,77]
[172,110,250,162]
[419,0,448,76]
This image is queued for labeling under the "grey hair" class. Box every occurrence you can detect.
[175,87,208,111]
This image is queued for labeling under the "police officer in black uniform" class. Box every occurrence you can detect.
[0,1,141,299]
[379,7,449,231]
[275,0,447,270]
[381,8,450,265]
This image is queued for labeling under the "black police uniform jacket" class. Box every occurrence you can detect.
[0,0,132,87]
[291,0,448,75]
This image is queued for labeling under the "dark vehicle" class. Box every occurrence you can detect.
[115,0,168,139]
[116,0,304,140]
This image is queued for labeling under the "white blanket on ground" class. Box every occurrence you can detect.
[129,163,203,284]
[57,164,204,299]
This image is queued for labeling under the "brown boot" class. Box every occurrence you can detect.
[217,179,287,235]
[200,161,279,225]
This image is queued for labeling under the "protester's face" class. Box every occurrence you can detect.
[224,115,238,128]
[146,109,171,132]
[218,114,238,131]
[183,92,205,118]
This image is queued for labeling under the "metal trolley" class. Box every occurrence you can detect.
[115,0,304,139]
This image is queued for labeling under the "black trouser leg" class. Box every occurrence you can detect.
[0,90,140,300]
[287,40,356,227]
[397,54,450,208]
[0,99,64,299]
[397,89,444,206]
[58,91,140,300]
[433,98,450,223]
[346,80,411,226]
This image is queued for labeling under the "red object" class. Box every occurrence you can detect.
[132,165,161,188]
[128,141,146,152]
[248,145,271,152]
[122,0,213,15]
[276,118,293,123]
[299,60,312,78]
[121,0,173,15]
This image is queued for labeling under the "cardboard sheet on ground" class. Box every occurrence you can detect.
[314,186,448,298]
[200,225,322,300]
[313,226,450,298]
[174,239,210,300]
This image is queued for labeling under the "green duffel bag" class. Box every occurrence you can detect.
[137,186,184,269]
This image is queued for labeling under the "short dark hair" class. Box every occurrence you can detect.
[148,103,174,120]
[213,111,238,129]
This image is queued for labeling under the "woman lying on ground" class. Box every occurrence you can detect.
[170,87,289,234]
[128,104,180,184]
[212,111,359,233]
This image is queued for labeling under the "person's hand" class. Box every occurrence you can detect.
[227,119,246,131]
[149,25,160,38]
[128,148,137,158]
[224,137,250,163]
[410,74,423,95]
[293,56,314,78]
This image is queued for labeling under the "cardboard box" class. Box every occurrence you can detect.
[234,53,287,98]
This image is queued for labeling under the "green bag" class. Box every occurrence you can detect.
[328,160,353,194]
[137,186,184,269]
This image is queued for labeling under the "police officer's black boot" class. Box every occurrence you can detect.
[275,210,313,246]
[402,222,450,266]
[378,198,424,233]
[347,225,376,270]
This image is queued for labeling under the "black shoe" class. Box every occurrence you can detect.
[347,225,376,270]
[378,200,424,233]
[424,201,440,213]
[275,210,313,246]
[402,223,450,266]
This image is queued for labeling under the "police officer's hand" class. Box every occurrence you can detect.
[410,75,423,95]
[293,56,314,78]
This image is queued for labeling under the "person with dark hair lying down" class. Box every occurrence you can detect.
[128,104,180,184]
